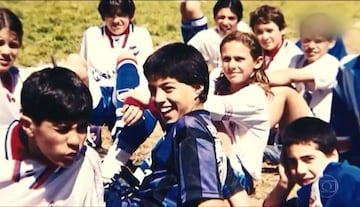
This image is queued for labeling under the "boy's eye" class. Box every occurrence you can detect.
[9,41,21,49]
[55,125,72,134]
[222,56,231,62]
[234,56,244,62]
[302,156,314,163]
[163,86,175,93]
[265,29,273,33]
[0,39,5,46]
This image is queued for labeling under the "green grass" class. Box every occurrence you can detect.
[2,1,360,67]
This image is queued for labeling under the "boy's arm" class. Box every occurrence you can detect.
[267,55,339,89]
[263,161,295,207]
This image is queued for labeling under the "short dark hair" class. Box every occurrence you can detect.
[213,0,243,22]
[0,7,23,45]
[143,42,209,103]
[249,5,286,31]
[282,116,337,156]
[98,0,135,20]
[21,67,93,125]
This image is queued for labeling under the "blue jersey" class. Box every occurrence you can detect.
[105,110,243,206]
[297,161,360,207]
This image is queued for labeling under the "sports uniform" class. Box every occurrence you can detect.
[80,24,153,129]
[330,54,360,166]
[296,161,360,207]
[264,39,302,71]
[188,22,251,70]
[289,54,339,122]
[181,15,208,44]
[205,68,270,189]
[0,121,104,206]
[104,110,243,206]
[0,67,23,128]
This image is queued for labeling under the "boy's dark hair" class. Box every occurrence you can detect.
[21,67,93,125]
[282,117,337,156]
[98,0,135,20]
[249,5,286,31]
[0,7,23,45]
[213,0,243,23]
[143,42,209,103]
[299,13,337,41]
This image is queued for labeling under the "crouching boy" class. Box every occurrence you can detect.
[0,67,104,206]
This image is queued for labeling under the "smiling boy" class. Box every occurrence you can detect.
[249,5,302,71]
[103,43,249,206]
[264,116,360,207]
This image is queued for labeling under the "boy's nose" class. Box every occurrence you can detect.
[67,130,85,150]
[296,161,307,174]
[0,44,11,55]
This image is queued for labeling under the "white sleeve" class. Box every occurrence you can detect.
[306,54,339,90]
[135,27,153,68]
[204,84,269,127]
[188,31,209,63]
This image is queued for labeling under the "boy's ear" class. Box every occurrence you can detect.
[254,56,264,70]
[327,148,339,162]
[19,115,36,138]
[193,84,204,99]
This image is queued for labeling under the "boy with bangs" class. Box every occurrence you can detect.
[187,0,251,71]
[102,43,250,206]
[80,0,153,131]
[266,13,339,123]
[0,67,104,206]
[249,4,302,71]
[264,117,360,207]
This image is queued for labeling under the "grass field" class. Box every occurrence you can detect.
[2,1,360,205]
[2,1,360,66]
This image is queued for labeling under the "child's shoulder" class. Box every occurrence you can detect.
[324,161,360,180]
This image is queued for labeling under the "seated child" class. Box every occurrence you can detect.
[102,42,250,206]
[249,4,302,71]
[188,0,251,71]
[0,67,104,206]
[0,8,24,127]
[266,13,340,122]
[80,0,153,129]
[264,116,360,207]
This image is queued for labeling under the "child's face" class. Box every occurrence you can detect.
[148,77,203,123]
[0,28,21,73]
[104,14,131,35]
[221,40,263,92]
[301,36,334,64]
[29,120,88,167]
[253,21,285,52]
[214,8,238,36]
[285,142,335,186]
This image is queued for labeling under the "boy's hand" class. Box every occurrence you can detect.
[123,89,151,106]
[121,104,144,126]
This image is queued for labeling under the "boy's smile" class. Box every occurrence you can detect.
[285,142,337,186]
[301,36,334,64]
[253,21,285,52]
[148,77,203,124]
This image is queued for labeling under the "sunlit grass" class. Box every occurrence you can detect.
[1,1,359,66]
